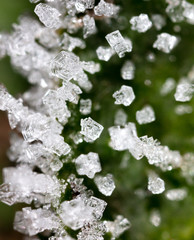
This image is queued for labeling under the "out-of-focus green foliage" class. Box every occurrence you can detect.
[0,0,194,240]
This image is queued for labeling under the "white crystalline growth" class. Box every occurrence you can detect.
[153,33,179,53]
[136,105,156,125]
[108,123,144,160]
[104,215,131,239]
[61,33,86,51]
[105,30,132,58]
[75,0,95,13]
[150,210,161,227]
[151,14,166,30]
[94,0,120,17]
[50,51,82,81]
[59,196,106,230]
[14,208,60,236]
[81,61,100,74]
[113,85,135,106]
[94,174,115,196]
[160,78,176,96]
[3,165,61,204]
[182,1,194,24]
[174,80,194,102]
[34,3,61,29]
[83,15,97,39]
[114,109,127,126]
[59,197,94,230]
[130,14,152,33]
[165,188,187,201]
[80,117,104,142]
[77,221,106,240]
[96,46,115,62]
[75,152,102,178]
[80,99,92,115]
[121,61,135,80]
[148,174,165,194]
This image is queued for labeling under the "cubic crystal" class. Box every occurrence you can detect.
[80,117,104,142]
[148,175,165,194]
[121,61,135,80]
[80,99,92,115]
[113,85,135,106]
[105,30,132,58]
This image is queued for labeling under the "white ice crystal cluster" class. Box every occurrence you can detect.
[0,0,192,239]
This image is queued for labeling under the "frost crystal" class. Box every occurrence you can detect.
[148,174,165,194]
[121,61,135,80]
[75,0,95,13]
[104,215,131,239]
[50,51,82,81]
[61,33,86,51]
[113,85,135,106]
[80,99,92,115]
[105,30,132,58]
[96,46,115,62]
[109,123,143,160]
[165,188,187,201]
[83,15,97,39]
[160,78,176,96]
[14,208,60,236]
[174,80,194,102]
[151,14,166,30]
[130,14,152,33]
[94,174,115,196]
[94,0,120,17]
[34,3,61,29]
[153,33,179,53]
[136,105,156,125]
[75,152,102,178]
[114,109,127,126]
[150,210,161,227]
[80,117,104,142]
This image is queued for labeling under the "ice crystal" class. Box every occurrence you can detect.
[148,174,165,194]
[153,33,179,53]
[80,99,92,115]
[114,109,127,126]
[130,14,152,33]
[105,30,132,58]
[104,215,131,239]
[174,79,194,102]
[83,15,97,39]
[151,14,166,30]
[136,105,156,125]
[160,78,176,96]
[34,3,61,29]
[165,188,187,201]
[94,0,120,17]
[80,117,104,142]
[75,152,102,178]
[150,210,161,227]
[121,61,135,80]
[113,85,135,106]
[94,174,115,196]
[96,46,115,61]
